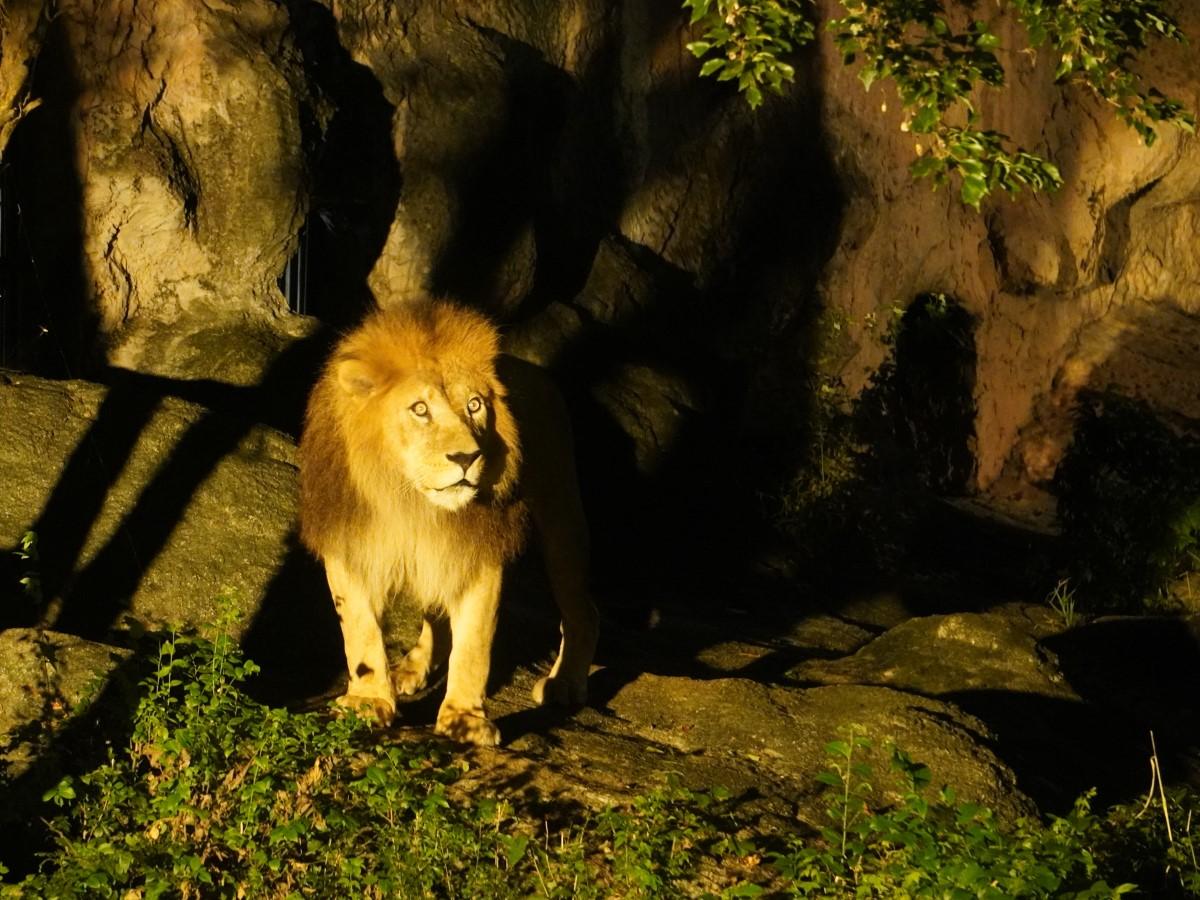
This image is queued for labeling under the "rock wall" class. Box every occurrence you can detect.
[1,0,1198,530]
[6,0,311,376]
[810,1,1200,523]
[0,0,44,156]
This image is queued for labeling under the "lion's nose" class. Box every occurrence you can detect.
[446,450,481,473]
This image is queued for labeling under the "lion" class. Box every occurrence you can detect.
[298,299,598,746]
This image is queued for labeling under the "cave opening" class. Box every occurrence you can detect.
[858,292,979,496]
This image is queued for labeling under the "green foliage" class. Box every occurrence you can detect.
[775,295,977,577]
[772,726,1138,897]
[829,0,1066,207]
[683,0,814,108]
[1046,577,1080,628]
[10,530,41,606]
[0,619,758,898]
[684,0,1193,206]
[1102,783,1200,896]
[6,631,1200,896]
[1010,0,1195,146]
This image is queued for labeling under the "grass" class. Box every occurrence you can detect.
[1,621,1198,897]
[1046,577,1080,629]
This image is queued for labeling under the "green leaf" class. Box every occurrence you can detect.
[910,155,943,179]
[699,58,725,78]
[500,834,530,868]
[960,174,988,208]
[724,884,765,897]
[717,60,744,81]
[825,740,851,758]
[911,105,939,133]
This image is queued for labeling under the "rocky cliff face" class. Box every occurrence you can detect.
[810,1,1200,525]
[1,0,1198,530]
[5,0,312,376]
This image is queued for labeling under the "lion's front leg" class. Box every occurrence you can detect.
[392,614,451,695]
[436,566,502,747]
[325,555,395,725]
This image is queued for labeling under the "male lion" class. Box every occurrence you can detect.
[298,299,598,746]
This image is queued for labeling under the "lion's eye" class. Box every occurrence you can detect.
[410,401,429,417]
[466,396,483,414]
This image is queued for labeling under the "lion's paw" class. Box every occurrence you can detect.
[390,657,430,696]
[532,673,588,708]
[334,693,395,726]
[434,706,500,747]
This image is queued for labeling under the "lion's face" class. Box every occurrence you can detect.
[372,372,498,511]
[325,302,520,514]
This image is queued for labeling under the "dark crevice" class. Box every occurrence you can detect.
[1097,177,1159,285]
[281,0,401,326]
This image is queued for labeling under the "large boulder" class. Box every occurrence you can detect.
[0,371,327,649]
[605,675,1034,822]
[7,0,310,375]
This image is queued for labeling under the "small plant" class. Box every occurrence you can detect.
[1054,394,1200,613]
[1100,734,1200,896]
[598,775,759,895]
[1046,577,1080,628]
[772,725,1137,897]
[12,530,41,605]
[7,617,1200,896]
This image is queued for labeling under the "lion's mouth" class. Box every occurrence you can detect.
[425,479,479,511]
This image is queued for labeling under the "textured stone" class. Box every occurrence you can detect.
[809,0,1200,517]
[0,0,45,155]
[0,628,129,777]
[0,371,313,638]
[790,609,1075,699]
[10,0,309,376]
[606,675,1034,821]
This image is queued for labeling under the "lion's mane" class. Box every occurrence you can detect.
[298,301,528,612]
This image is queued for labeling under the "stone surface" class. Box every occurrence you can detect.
[8,0,309,376]
[791,609,1075,699]
[0,0,44,155]
[0,371,318,640]
[603,675,1032,821]
[0,628,129,778]
[808,0,1200,519]
[5,0,1196,533]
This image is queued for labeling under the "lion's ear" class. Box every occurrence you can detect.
[336,358,381,397]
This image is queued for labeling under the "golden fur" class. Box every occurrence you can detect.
[299,300,598,746]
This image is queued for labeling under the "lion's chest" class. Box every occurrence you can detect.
[361,506,501,613]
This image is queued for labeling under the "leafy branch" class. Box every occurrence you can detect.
[683,0,814,109]
[684,0,1194,207]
